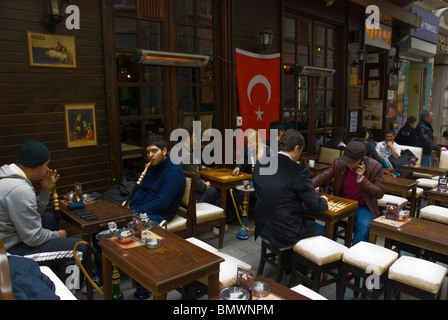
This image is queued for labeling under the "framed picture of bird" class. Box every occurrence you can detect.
[27,31,77,68]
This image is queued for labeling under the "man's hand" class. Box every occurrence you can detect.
[356,162,366,180]
[58,230,67,238]
[41,169,59,193]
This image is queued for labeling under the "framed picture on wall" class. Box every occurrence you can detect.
[27,32,76,68]
[65,104,97,148]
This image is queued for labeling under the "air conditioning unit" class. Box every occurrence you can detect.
[132,49,211,67]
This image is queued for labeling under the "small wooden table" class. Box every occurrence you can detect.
[59,197,136,242]
[254,276,310,300]
[383,175,418,216]
[100,227,224,300]
[308,162,330,177]
[368,217,448,256]
[402,164,448,179]
[427,188,448,206]
[302,194,358,247]
[198,168,252,219]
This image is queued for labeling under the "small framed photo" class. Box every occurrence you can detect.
[65,104,97,148]
[367,80,380,98]
[27,32,76,68]
[385,203,398,221]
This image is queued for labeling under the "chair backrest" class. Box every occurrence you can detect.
[0,240,15,300]
[400,145,423,165]
[318,146,343,165]
[440,150,448,169]
[178,171,196,235]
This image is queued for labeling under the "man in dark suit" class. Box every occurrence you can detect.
[253,129,328,249]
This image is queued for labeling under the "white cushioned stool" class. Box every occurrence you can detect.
[386,256,448,300]
[416,178,438,189]
[377,194,408,210]
[289,236,348,294]
[256,238,294,283]
[194,202,226,248]
[290,284,327,300]
[184,237,251,297]
[338,241,398,300]
[419,205,448,224]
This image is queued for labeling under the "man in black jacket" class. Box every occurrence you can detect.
[416,111,447,166]
[253,129,328,249]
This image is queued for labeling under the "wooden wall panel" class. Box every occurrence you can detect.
[0,0,112,196]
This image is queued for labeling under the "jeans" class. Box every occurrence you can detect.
[352,206,374,245]
[196,186,220,205]
[422,153,431,166]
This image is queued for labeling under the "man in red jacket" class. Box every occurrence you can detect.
[312,141,384,245]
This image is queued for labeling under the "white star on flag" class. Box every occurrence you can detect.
[255,106,264,121]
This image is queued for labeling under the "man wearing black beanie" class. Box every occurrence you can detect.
[0,140,86,287]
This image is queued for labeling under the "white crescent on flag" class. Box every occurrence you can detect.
[247,75,271,105]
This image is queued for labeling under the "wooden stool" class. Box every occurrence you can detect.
[338,241,398,300]
[386,256,448,300]
[256,238,293,283]
[419,205,448,225]
[289,236,348,294]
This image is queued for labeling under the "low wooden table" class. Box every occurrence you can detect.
[59,197,136,242]
[384,175,418,216]
[100,227,224,300]
[302,194,358,247]
[402,164,448,179]
[427,188,448,206]
[254,276,310,300]
[198,168,252,219]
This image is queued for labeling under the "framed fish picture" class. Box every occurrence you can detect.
[27,32,76,68]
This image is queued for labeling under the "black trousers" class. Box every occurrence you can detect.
[8,211,87,283]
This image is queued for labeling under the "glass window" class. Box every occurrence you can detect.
[115,17,137,48]
[200,86,215,111]
[118,87,140,116]
[178,87,196,113]
[174,0,194,23]
[177,25,195,53]
[117,54,139,82]
[145,118,165,135]
[284,17,296,42]
[198,28,213,55]
[284,42,296,64]
[141,21,162,50]
[121,120,142,147]
[143,66,163,83]
[198,0,213,25]
[143,87,164,115]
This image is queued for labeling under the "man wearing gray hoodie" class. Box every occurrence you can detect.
[0,140,86,282]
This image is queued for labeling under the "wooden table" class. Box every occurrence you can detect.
[302,194,358,247]
[100,227,224,300]
[368,217,448,256]
[384,175,418,217]
[60,197,136,242]
[308,162,330,177]
[59,197,137,299]
[402,164,448,179]
[427,188,448,206]
[254,276,310,300]
[198,168,252,219]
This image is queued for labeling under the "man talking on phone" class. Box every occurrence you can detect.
[312,141,384,245]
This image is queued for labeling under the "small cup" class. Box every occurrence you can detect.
[252,281,270,299]
[397,210,409,221]
[309,160,315,168]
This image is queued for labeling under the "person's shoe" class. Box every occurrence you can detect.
[81,276,103,294]
[212,224,228,235]
[134,284,152,299]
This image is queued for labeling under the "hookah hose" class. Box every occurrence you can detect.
[229,188,255,232]
[73,241,104,296]
[123,161,151,208]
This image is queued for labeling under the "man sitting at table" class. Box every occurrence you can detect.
[312,141,384,245]
[375,129,402,173]
[128,133,186,224]
[253,129,328,249]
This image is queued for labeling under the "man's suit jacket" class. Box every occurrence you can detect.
[253,153,328,249]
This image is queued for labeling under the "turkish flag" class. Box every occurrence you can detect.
[236,48,280,141]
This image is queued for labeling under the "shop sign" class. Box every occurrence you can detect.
[365,24,391,50]
[411,6,439,44]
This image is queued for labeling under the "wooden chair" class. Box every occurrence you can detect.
[166,170,196,238]
[0,240,14,300]
[317,146,343,165]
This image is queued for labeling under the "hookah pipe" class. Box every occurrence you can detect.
[52,176,62,230]
[123,161,151,208]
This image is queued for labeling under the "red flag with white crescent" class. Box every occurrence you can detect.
[236,48,280,141]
